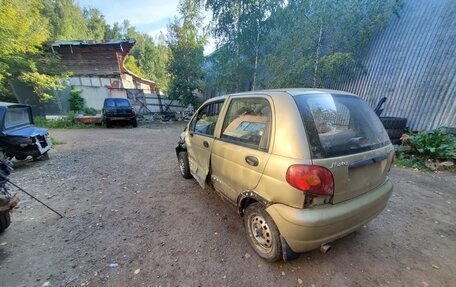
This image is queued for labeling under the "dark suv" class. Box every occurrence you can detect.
[102,98,138,128]
[0,102,52,160]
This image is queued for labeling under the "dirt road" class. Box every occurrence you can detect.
[0,125,454,286]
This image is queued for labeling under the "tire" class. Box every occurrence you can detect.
[385,128,405,139]
[15,155,27,161]
[132,118,138,128]
[178,151,192,179]
[380,117,407,143]
[105,120,112,128]
[33,152,49,161]
[380,117,407,130]
[243,203,282,262]
[0,212,11,233]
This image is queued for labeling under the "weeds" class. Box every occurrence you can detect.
[395,128,456,171]
[34,115,98,129]
[50,137,66,145]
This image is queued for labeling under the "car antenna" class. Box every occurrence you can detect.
[0,167,64,218]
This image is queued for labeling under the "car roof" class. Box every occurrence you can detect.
[204,88,358,103]
[104,98,129,101]
[0,102,31,108]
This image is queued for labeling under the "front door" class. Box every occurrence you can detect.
[211,97,273,202]
[186,101,224,188]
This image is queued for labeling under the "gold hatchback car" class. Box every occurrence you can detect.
[176,89,394,262]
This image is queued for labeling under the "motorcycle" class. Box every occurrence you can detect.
[0,160,19,233]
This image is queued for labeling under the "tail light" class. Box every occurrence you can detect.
[286,165,334,196]
[132,108,136,116]
[392,151,396,164]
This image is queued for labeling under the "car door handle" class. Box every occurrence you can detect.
[245,156,259,166]
[203,141,209,148]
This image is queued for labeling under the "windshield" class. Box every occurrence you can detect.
[4,107,32,129]
[294,94,390,159]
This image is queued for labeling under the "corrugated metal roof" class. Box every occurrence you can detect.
[47,39,136,47]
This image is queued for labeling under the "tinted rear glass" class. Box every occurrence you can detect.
[294,94,390,159]
[115,99,131,107]
[104,99,131,107]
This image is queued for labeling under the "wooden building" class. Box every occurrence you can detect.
[48,39,157,109]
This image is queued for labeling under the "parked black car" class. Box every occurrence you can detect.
[102,98,138,128]
[0,102,52,160]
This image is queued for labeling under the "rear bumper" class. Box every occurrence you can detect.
[104,116,135,121]
[266,179,393,253]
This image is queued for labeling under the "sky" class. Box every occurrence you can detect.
[77,0,215,54]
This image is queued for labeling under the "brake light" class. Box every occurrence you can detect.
[392,151,396,164]
[132,108,136,116]
[286,165,334,196]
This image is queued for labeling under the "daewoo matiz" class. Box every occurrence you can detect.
[176,89,394,262]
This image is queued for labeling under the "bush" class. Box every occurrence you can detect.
[33,114,97,129]
[395,128,456,171]
[69,88,85,112]
[407,128,456,160]
[82,107,98,116]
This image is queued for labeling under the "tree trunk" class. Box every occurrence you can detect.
[252,19,260,91]
[313,19,324,88]
[235,0,242,92]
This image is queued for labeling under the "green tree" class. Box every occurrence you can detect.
[0,0,67,102]
[124,55,146,78]
[106,21,171,93]
[205,0,401,91]
[167,0,206,105]
[84,7,107,40]
[44,0,89,40]
[205,0,284,92]
[260,0,401,88]
[105,22,122,39]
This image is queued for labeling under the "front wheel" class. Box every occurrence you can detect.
[0,212,11,233]
[178,151,192,179]
[244,203,282,262]
[33,152,49,161]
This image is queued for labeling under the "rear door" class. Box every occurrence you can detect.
[186,101,224,188]
[211,96,273,202]
[294,93,394,203]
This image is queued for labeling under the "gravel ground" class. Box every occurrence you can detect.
[0,124,454,287]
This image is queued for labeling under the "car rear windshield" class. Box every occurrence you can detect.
[4,107,32,129]
[104,99,131,108]
[294,93,390,159]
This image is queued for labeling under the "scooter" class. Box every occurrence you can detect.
[0,160,19,233]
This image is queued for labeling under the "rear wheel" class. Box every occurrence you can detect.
[15,155,27,161]
[178,151,192,179]
[244,203,282,262]
[132,118,138,128]
[0,212,11,233]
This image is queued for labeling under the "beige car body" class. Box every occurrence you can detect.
[181,88,394,256]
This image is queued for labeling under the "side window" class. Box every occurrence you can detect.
[221,98,271,150]
[190,101,223,136]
